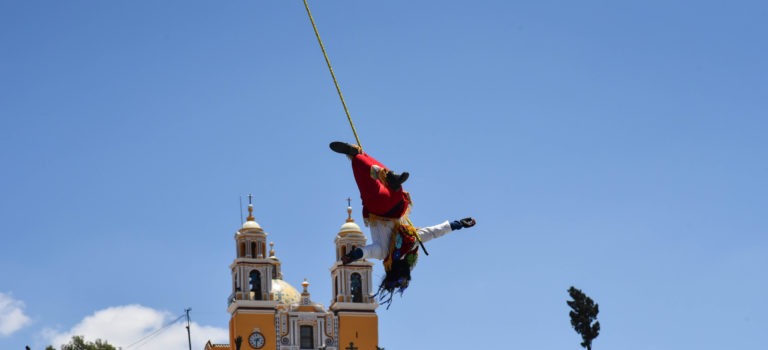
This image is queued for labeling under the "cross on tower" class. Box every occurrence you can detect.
[345,342,358,350]
[347,197,351,207]
[246,193,255,221]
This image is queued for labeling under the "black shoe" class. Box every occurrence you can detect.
[460,218,476,228]
[329,142,361,156]
[342,248,363,265]
[386,171,409,192]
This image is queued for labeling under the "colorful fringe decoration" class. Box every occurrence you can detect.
[374,222,421,308]
[382,223,420,272]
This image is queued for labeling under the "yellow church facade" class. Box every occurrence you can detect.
[205,202,379,350]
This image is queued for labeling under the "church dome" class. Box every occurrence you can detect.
[338,221,365,240]
[271,279,301,304]
[340,221,361,232]
[241,220,262,230]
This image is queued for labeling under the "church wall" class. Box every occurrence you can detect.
[337,312,378,350]
[231,309,276,350]
[229,318,234,350]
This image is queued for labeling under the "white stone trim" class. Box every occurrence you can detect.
[329,302,378,312]
[227,299,281,314]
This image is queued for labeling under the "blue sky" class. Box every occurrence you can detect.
[1,1,766,349]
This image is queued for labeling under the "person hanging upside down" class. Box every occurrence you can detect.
[329,141,476,307]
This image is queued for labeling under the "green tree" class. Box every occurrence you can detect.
[51,335,116,350]
[567,286,600,350]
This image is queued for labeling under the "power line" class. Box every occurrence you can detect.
[124,314,184,349]
[122,313,185,350]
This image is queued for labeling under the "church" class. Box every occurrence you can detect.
[204,200,379,350]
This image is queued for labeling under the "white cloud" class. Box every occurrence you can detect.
[0,292,32,336]
[45,305,228,350]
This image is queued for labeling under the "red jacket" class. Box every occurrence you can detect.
[351,153,410,219]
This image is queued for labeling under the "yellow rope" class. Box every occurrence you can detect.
[301,0,427,254]
[407,217,428,255]
[302,0,363,151]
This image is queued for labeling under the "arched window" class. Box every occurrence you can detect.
[250,270,262,300]
[239,242,245,257]
[341,246,347,258]
[351,273,362,302]
[251,242,257,258]
[334,276,338,298]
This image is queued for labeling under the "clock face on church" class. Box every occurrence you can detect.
[249,332,265,349]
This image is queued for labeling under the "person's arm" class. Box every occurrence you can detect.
[417,217,477,243]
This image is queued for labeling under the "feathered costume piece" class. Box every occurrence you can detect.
[375,222,421,306]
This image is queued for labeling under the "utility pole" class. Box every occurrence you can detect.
[185,308,192,350]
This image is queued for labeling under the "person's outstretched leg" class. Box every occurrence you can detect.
[417,217,477,243]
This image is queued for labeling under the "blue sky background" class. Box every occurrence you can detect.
[1,1,767,349]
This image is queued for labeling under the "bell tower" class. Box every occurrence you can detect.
[330,201,378,349]
[227,195,279,350]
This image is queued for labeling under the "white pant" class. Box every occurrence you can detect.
[360,220,453,260]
